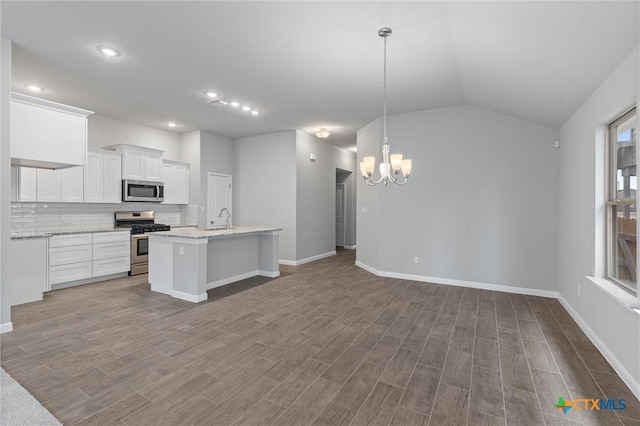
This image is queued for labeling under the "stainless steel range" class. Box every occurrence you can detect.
[114,211,170,275]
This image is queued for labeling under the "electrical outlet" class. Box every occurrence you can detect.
[578,285,581,297]
[413,256,419,264]
[179,247,184,256]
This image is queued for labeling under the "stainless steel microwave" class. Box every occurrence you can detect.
[122,179,164,202]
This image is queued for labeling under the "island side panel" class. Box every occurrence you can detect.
[206,235,260,289]
[172,240,208,302]
[149,236,173,296]
[258,231,280,277]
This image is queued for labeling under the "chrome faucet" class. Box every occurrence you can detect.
[218,208,231,231]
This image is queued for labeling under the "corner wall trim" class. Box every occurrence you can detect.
[355,261,558,298]
[258,270,280,278]
[170,290,208,303]
[280,251,336,267]
[0,322,13,334]
[557,294,640,401]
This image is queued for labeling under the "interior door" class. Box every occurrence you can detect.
[207,173,232,228]
[336,183,346,247]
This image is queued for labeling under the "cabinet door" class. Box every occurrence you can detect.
[162,163,174,204]
[61,166,84,203]
[16,166,37,202]
[103,153,122,203]
[36,169,61,202]
[83,150,104,203]
[145,151,163,181]
[175,164,189,204]
[122,147,145,180]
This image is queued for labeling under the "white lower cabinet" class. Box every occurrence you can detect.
[50,262,92,285]
[49,231,130,287]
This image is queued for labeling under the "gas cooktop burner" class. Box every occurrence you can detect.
[130,224,171,235]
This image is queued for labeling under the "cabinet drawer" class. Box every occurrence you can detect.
[93,257,130,277]
[50,233,92,248]
[93,241,130,260]
[93,231,130,244]
[50,244,92,266]
[50,261,92,285]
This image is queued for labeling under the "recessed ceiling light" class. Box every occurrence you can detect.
[218,99,230,106]
[167,122,177,128]
[205,91,218,99]
[241,105,252,112]
[250,110,260,116]
[97,46,121,57]
[230,101,240,108]
[25,84,43,92]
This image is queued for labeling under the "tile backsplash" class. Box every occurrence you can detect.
[11,202,199,234]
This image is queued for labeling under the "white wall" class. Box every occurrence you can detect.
[557,46,639,392]
[295,131,339,260]
[357,105,559,295]
[234,132,297,261]
[356,118,382,269]
[200,130,234,229]
[1,38,13,331]
[88,114,181,159]
[180,130,201,210]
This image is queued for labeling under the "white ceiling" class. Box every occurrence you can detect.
[2,1,638,150]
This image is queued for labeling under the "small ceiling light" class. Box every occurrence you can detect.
[97,45,121,57]
[218,99,230,106]
[167,122,177,128]
[250,110,260,116]
[230,101,240,108]
[241,105,252,112]
[205,91,219,99]
[315,128,331,139]
[25,84,43,92]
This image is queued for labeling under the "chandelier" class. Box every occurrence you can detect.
[359,27,412,186]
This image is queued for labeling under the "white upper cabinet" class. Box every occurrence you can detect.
[84,148,122,203]
[110,144,164,182]
[162,160,189,205]
[103,152,122,203]
[144,150,164,181]
[83,150,103,203]
[13,166,37,202]
[60,167,84,203]
[11,93,93,169]
[36,169,62,202]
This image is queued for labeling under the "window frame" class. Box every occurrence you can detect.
[606,106,637,296]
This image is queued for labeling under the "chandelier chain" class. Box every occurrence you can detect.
[383,35,388,145]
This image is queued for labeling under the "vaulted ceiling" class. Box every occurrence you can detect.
[2,1,638,149]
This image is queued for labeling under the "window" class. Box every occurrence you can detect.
[607,107,637,295]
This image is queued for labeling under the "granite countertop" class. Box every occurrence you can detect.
[148,226,281,240]
[10,232,51,240]
[11,228,130,240]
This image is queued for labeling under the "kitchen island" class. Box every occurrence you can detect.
[148,227,281,303]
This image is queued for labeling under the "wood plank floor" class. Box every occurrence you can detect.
[2,249,638,425]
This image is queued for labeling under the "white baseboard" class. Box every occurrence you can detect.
[259,270,280,278]
[170,290,208,303]
[344,245,357,250]
[557,294,640,401]
[0,322,13,334]
[280,251,336,267]
[355,261,557,298]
